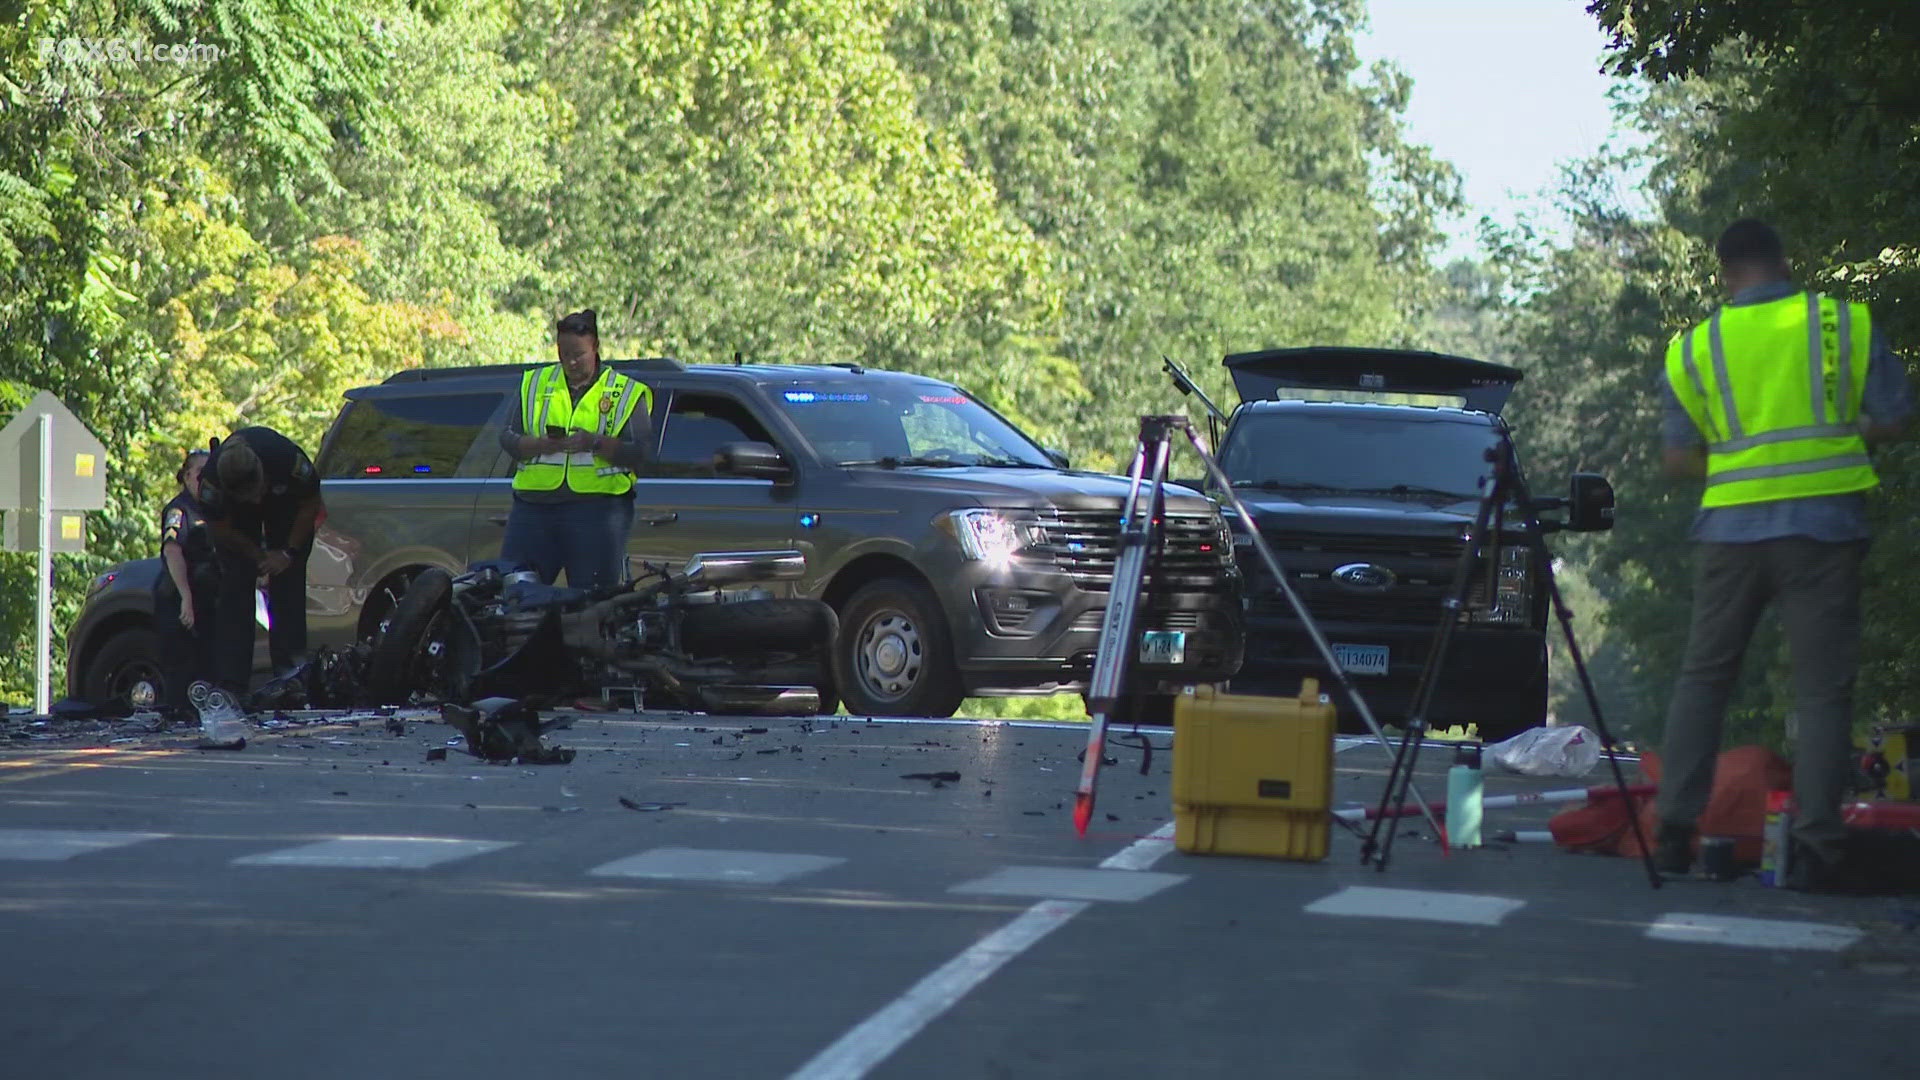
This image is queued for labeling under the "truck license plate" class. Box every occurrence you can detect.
[1332,643,1389,675]
[1140,630,1186,665]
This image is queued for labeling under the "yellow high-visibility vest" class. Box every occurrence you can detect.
[511,364,652,495]
[1665,291,1876,507]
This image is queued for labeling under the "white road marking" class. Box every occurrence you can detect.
[949,866,1187,903]
[1645,913,1864,952]
[589,847,845,885]
[233,837,514,869]
[786,822,1177,1080]
[0,828,167,861]
[1305,886,1526,927]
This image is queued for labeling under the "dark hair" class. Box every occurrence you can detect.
[1715,219,1785,265]
[556,308,599,340]
[215,434,266,500]
[176,449,209,485]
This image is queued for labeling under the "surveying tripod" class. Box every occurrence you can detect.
[1358,423,1662,888]
[1073,415,1446,840]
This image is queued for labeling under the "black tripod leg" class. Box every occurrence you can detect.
[1543,572,1662,889]
[1364,453,1505,870]
[1178,424,1449,844]
[1498,433,1661,891]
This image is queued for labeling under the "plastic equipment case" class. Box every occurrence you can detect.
[1172,679,1335,860]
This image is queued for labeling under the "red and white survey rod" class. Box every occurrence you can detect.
[1333,781,1656,823]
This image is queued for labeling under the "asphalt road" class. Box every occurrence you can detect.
[2,709,1914,1080]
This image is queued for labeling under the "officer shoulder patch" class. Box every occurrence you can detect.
[165,508,184,528]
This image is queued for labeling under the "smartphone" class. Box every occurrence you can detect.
[545,425,566,438]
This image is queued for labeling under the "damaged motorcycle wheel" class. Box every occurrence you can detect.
[367,567,453,705]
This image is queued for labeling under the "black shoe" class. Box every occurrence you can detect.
[1653,823,1695,875]
[1783,840,1871,895]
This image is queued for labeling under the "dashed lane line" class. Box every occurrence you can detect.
[231,836,517,869]
[1304,885,1527,927]
[0,828,168,861]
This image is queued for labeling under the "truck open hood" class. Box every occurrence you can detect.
[1224,347,1523,415]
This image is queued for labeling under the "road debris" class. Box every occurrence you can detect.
[619,797,685,812]
[440,698,576,764]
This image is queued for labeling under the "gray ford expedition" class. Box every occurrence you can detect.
[69,360,1244,718]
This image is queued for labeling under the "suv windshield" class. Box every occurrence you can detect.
[769,385,1054,468]
[1220,412,1497,500]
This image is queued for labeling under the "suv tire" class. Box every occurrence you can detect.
[83,625,165,710]
[368,568,453,704]
[681,599,838,659]
[834,577,963,718]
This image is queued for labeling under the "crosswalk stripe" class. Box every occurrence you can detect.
[589,847,845,885]
[1645,913,1864,951]
[0,828,167,861]
[1304,886,1526,926]
[948,866,1188,903]
[232,837,516,869]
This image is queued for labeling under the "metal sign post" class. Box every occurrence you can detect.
[0,389,110,714]
[35,414,51,714]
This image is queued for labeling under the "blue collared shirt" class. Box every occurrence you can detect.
[1660,280,1914,542]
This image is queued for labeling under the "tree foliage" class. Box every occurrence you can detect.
[1501,3,1920,746]
[0,0,1460,705]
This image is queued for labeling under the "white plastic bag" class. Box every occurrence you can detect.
[1488,724,1600,778]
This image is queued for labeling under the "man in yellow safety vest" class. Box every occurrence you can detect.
[1654,219,1911,891]
[497,308,653,591]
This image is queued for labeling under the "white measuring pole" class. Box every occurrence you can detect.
[34,412,53,714]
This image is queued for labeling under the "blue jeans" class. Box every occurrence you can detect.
[500,496,634,591]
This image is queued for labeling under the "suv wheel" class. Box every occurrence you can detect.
[834,577,963,718]
[82,626,165,710]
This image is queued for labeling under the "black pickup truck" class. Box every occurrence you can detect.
[1171,347,1614,740]
[69,360,1244,718]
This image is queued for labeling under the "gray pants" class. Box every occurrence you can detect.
[1655,538,1865,862]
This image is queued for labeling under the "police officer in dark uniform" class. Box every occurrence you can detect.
[156,449,218,716]
[197,427,325,692]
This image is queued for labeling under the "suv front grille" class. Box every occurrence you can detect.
[1071,608,1207,632]
[1038,510,1232,592]
[1246,531,1489,624]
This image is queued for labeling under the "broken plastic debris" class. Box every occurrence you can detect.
[900,771,961,782]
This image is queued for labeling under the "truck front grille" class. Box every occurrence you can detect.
[1039,510,1232,592]
[1245,531,1488,624]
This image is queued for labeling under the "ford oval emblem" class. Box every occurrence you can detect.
[1333,563,1396,592]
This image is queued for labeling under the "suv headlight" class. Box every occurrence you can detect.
[1462,542,1532,625]
[938,509,1046,567]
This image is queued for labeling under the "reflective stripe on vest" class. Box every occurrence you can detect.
[511,365,651,495]
[1664,291,1875,508]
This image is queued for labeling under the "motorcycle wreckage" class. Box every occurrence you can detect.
[365,550,838,715]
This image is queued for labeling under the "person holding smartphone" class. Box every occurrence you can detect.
[497,308,654,590]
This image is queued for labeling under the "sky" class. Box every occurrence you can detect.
[1355,0,1642,261]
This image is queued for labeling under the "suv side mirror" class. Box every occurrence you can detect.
[1566,472,1614,532]
[1045,447,1071,469]
[715,441,791,481]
